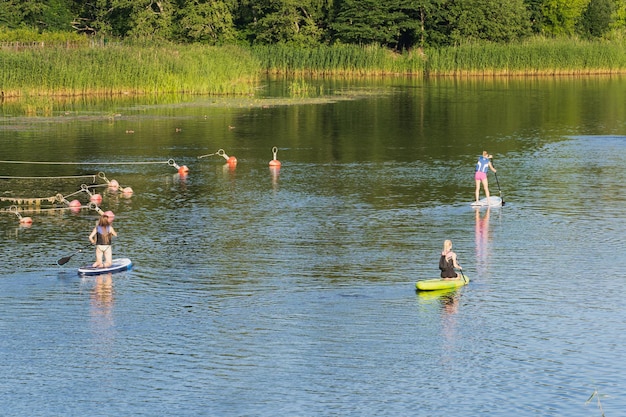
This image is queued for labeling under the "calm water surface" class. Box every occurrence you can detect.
[1,76,625,416]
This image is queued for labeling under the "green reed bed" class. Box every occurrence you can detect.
[254,38,626,76]
[423,38,626,76]
[2,38,625,99]
[0,44,261,97]
[252,44,424,75]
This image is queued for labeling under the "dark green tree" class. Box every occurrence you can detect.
[0,0,75,31]
[578,0,615,37]
[330,0,400,46]
[239,0,327,46]
[541,0,590,36]
[176,0,237,44]
[71,0,113,36]
[120,0,175,40]
[444,0,532,44]
[524,0,545,33]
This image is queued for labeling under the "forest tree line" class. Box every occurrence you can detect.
[0,0,625,49]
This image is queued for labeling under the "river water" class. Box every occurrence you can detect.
[1,76,625,416]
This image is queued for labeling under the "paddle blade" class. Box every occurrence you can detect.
[57,256,71,266]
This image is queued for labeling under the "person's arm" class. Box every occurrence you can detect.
[452,253,462,269]
[89,227,97,244]
[110,226,117,238]
[489,161,497,173]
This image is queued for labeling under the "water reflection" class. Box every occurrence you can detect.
[90,273,114,318]
[270,166,280,192]
[416,289,463,361]
[88,273,116,353]
[474,206,491,276]
[416,288,461,315]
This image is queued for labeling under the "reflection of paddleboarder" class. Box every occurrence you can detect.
[475,207,491,272]
[441,292,459,315]
[92,273,114,310]
[474,151,497,204]
[475,207,490,244]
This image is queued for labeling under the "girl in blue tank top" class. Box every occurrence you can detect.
[474,151,497,204]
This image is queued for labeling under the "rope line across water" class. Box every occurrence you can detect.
[0,174,97,180]
[0,160,172,165]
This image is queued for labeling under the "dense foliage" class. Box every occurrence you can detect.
[0,0,625,48]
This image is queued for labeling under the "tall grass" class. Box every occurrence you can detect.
[425,37,626,76]
[252,43,424,75]
[1,37,625,99]
[253,38,626,76]
[0,44,261,97]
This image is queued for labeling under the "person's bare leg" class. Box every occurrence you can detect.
[104,247,113,268]
[475,180,481,202]
[483,179,490,202]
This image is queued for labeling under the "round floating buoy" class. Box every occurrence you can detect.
[178,165,189,175]
[104,210,115,222]
[20,217,33,225]
[90,193,102,204]
[69,199,82,208]
[269,146,281,167]
[108,179,120,191]
[122,187,134,195]
[227,156,237,165]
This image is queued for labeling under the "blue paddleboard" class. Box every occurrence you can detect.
[78,258,133,276]
[470,196,502,207]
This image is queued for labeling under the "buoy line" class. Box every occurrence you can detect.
[0,174,98,181]
[0,160,172,165]
[0,195,58,205]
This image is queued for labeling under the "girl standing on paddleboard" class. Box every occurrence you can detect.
[475,151,497,204]
[89,214,117,268]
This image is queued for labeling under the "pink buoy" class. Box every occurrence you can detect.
[269,146,281,167]
[69,199,82,208]
[20,217,33,225]
[104,210,115,222]
[122,187,134,195]
[108,179,120,191]
[90,193,102,204]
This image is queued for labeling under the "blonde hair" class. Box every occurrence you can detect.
[443,239,452,253]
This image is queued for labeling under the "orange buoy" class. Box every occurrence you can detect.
[178,165,189,175]
[90,193,103,204]
[215,149,237,166]
[104,210,115,221]
[108,179,120,191]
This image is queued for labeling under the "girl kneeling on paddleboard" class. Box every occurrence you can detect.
[89,214,117,268]
[440,239,462,279]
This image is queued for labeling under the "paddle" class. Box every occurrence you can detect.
[458,268,468,284]
[57,245,91,266]
[491,160,506,206]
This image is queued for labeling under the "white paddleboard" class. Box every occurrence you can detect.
[78,258,133,276]
[471,196,502,207]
